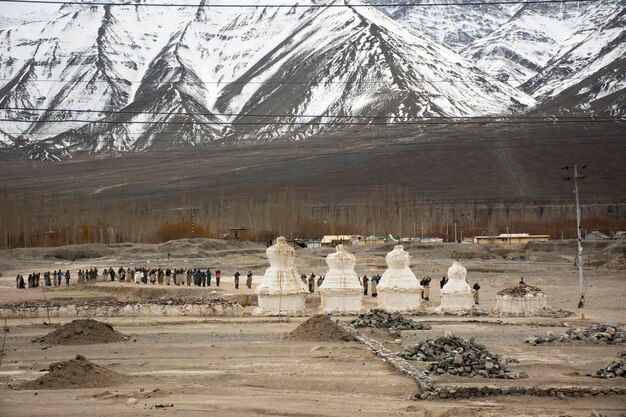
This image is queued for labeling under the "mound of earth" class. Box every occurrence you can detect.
[34,319,127,345]
[19,355,126,390]
[497,281,544,297]
[288,315,355,342]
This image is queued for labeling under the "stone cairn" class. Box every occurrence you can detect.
[318,244,363,314]
[525,322,625,345]
[351,308,431,330]
[494,280,547,316]
[254,236,309,316]
[401,334,526,379]
[590,350,626,379]
[437,261,475,314]
[377,245,423,313]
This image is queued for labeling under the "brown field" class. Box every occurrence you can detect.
[0,239,625,416]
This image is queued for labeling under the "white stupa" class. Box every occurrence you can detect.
[437,261,475,313]
[319,244,363,314]
[377,245,422,313]
[253,237,309,316]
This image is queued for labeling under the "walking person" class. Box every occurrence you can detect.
[472,282,481,305]
[246,270,253,289]
[206,268,212,286]
[308,273,315,293]
[362,275,369,295]
[234,271,240,289]
[65,270,71,286]
[215,270,221,287]
[201,270,207,287]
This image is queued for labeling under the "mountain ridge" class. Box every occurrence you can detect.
[0,0,623,159]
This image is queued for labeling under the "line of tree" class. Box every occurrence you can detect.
[1,187,624,248]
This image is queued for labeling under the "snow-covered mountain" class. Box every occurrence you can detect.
[0,0,622,159]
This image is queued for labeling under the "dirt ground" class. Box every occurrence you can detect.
[0,239,625,416]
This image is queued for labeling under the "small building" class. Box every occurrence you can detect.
[228,228,252,240]
[321,235,352,247]
[585,231,611,241]
[473,233,550,246]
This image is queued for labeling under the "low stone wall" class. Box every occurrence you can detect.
[0,299,243,319]
[417,385,626,400]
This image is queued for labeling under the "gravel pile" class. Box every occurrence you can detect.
[288,315,355,342]
[525,322,625,345]
[34,319,127,345]
[401,335,526,379]
[351,309,431,330]
[19,354,126,390]
[590,351,626,379]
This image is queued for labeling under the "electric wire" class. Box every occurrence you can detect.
[0,0,603,8]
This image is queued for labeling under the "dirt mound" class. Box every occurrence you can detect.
[288,315,355,342]
[34,319,127,345]
[498,281,544,297]
[19,355,126,390]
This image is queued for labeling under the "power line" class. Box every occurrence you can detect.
[1,117,623,126]
[1,106,621,120]
[0,0,602,8]
[0,76,600,85]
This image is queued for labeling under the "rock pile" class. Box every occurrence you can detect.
[351,309,431,330]
[590,350,626,379]
[497,282,543,297]
[18,354,126,390]
[401,335,525,379]
[34,319,127,345]
[288,315,355,342]
[525,322,625,345]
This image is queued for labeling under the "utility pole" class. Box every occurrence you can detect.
[453,220,458,243]
[563,164,586,320]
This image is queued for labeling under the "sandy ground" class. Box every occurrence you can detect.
[0,240,625,416]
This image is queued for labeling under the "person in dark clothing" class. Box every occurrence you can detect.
[362,275,369,295]
[215,270,221,287]
[18,275,25,289]
[206,269,212,286]
[421,276,431,301]
[308,274,315,293]
[234,271,240,289]
[440,276,448,289]
[65,270,70,285]
[472,282,481,304]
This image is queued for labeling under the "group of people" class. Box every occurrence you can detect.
[301,273,325,293]
[359,275,381,297]
[14,267,248,289]
[15,270,70,289]
[94,267,226,287]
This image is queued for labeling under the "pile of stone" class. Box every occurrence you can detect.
[590,350,626,379]
[401,335,525,379]
[525,322,625,345]
[351,309,431,330]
